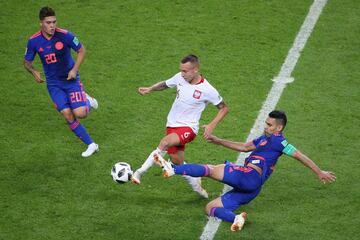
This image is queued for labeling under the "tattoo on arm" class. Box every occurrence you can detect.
[151,81,169,91]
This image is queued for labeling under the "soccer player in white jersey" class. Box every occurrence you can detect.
[131,55,229,198]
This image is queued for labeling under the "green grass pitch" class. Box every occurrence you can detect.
[0,0,359,239]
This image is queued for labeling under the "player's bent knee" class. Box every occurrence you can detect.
[205,204,213,215]
[169,155,184,165]
[159,139,170,149]
[74,111,87,119]
[61,109,75,122]
[205,197,223,216]
[73,107,88,119]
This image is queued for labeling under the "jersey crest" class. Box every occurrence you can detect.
[193,90,202,99]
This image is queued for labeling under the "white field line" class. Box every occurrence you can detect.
[200,0,328,239]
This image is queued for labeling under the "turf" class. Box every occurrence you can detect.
[0,0,358,239]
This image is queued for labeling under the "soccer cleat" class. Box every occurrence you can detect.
[192,179,209,199]
[153,153,175,177]
[230,212,247,232]
[194,186,209,199]
[184,176,209,198]
[131,170,142,185]
[86,93,98,110]
[81,143,99,157]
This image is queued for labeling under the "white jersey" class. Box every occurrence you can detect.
[165,72,223,134]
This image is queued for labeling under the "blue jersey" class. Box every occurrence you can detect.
[246,132,291,182]
[24,28,82,85]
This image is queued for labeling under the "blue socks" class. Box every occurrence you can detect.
[68,119,93,145]
[210,207,236,223]
[173,164,210,177]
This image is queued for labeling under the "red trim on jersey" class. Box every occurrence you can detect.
[30,31,41,39]
[230,165,254,173]
[196,75,205,85]
[249,155,266,161]
[55,28,68,34]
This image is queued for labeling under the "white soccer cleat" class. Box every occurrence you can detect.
[194,186,209,199]
[131,170,142,185]
[230,212,247,232]
[192,178,209,199]
[81,143,99,157]
[184,176,209,198]
[153,153,174,177]
[86,93,98,110]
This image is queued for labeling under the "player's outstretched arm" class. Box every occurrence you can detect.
[23,60,44,83]
[138,81,168,95]
[67,46,86,80]
[202,101,229,139]
[291,150,336,184]
[207,134,256,152]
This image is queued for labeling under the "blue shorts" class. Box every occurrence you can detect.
[47,81,88,112]
[221,161,262,210]
[221,189,261,211]
[222,161,262,192]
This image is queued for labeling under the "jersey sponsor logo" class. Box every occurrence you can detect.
[55,41,64,50]
[73,37,80,46]
[193,90,202,99]
[38,47,44,52]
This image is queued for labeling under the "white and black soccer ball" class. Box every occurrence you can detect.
[111,162,133,184]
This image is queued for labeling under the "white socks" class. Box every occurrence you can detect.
[137,148,166,175]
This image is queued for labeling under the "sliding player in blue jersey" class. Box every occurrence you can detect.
[154,110,336,232]
[24,7,99,157]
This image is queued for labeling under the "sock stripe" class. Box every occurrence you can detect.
[203,164,210,177]
[68,120,80,130]
[210,207,217,217]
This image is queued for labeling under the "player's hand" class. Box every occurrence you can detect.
[202,124,215,140]
[33,70,44,83]
[318,170,336,184]
[138,87,151,95]
[206,134,220,144]
[67,69,77,80]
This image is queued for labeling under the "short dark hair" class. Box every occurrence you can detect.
[181,54,200,67]
[269,110,287,129]
[39,6,56,20]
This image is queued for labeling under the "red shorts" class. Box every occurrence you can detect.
[166,127,196,154]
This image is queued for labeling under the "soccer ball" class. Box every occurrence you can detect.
[111,162,133,184]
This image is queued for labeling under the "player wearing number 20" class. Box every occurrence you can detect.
[24,6,99,157]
